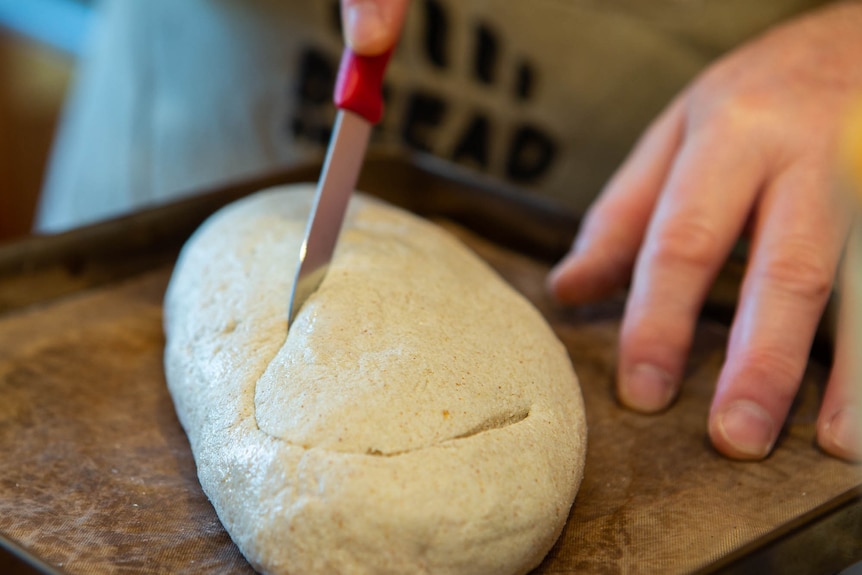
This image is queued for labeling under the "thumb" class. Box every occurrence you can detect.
[341,0,410,55]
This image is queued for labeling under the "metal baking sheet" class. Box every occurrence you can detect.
[0,155,859,574]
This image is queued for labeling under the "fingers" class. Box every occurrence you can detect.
[708,165,848,460]
[616,118,764,413]
[341,0,410,55]
[816,253,861,461]
[547,97,685,304]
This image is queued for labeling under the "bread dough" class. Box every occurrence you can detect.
[163,184,587,575]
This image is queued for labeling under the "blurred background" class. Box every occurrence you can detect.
[0,0,92,242]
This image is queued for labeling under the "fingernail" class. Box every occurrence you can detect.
[345,2,385,51]
[824,407,861,458]
[547,259,571,290]
[619,363,676,413]
[717,400,775,459]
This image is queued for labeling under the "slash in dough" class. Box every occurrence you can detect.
[163,184,587,575]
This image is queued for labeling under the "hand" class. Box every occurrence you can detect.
[341,0,410,55]
[547,2,862,461]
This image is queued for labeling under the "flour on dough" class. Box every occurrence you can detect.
[163,184,587,575]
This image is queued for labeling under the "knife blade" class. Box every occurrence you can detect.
[287,46,393,329]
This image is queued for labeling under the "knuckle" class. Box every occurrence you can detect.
[702,99,750,135]
[757,241,835,303]
[688,75,774,138]
[647,219,722,271]
[731,347,801,404]
[619,312,688,361]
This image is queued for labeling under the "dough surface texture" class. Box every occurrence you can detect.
[163,184,587,575]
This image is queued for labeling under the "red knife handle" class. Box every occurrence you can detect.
[334,47,393,124]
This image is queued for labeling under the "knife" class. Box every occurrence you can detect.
[287,46,393,329]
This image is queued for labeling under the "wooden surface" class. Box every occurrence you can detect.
[0,163,859,574]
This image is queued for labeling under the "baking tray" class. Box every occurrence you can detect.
[0,153,859,574]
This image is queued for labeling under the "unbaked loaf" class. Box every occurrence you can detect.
[163,184,587,575]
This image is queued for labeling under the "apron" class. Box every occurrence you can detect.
[36,0,833,232]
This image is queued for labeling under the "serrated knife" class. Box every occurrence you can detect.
[287,46,393,329]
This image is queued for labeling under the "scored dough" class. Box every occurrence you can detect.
[163,184,587,575]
